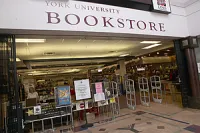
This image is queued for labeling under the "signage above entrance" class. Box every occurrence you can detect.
[0,0,187,37]
[152,0,171,14]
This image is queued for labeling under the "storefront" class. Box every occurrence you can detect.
[0,0,200,133]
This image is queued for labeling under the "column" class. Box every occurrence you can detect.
[174,40,190,108]
[118,60,126,77]
[185,49,200,97]
[175,37,200,109]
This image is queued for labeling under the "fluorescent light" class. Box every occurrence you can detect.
[98,69,102,72]
[16,58,21,62]
[10,58,21,62]
[140,41,161,44]
[16,39,46,43]
[119,54,129,57]
[142,44,162,49]
[137,67,145,71]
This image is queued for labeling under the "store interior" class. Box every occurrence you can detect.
[14,35,181,132]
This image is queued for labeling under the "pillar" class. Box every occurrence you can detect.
[175,37,200,109]
[185,49,200,97]
[118,60,126,77]
[174,40,190,108]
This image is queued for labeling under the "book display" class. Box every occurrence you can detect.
[21,77,121,132]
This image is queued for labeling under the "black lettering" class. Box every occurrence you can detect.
[46,12,60,24]
[117,18,125,28]
[102,17,114,27]
[65,14,80,25]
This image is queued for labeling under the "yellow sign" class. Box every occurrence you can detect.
[110,98,116,103]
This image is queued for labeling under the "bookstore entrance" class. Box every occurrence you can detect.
[11,35,182,132]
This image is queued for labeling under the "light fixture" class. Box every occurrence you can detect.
[142,44,162,49]
[119,54,129,57]
[16,58,21,62]
[164,53,168,56]
[16,39,46,43]
[98,69,102,72]
[140,41,161,44]
[166,49,170,51]
[157,52,159,55]
[137,67,145,71]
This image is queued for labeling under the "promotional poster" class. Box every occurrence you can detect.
[55,86,71,107]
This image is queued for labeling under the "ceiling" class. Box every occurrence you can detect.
[16,36,173,76]
[170,0,197,7]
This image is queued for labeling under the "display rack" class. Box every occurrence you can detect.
[91,81,120,123]
[138,77,150,107]
[125,79,136,110]
[150,76,162,104]
[24,105,73,133]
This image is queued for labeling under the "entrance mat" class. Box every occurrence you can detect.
[184,125,200,133]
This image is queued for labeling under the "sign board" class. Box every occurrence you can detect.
[55,86,71,107]
[74,79,91,100]
[76,101,89,110]
[94,93,105,102]
[98,100,108,107]
[152,0,171,13]
[0,0,188,37]
[34,106,41,115]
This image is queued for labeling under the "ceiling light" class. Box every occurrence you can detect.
[142,44,162,49]
[16,58,21,62]
[157,52,159,54]
[137,67,145,71]
[166,49,170,51]
[98,69,102,72]
[140,41,161,44]
[16,39,46,43]
[119,54,129,57]
[43,52,56,56]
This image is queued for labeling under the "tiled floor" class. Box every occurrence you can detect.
[38,103,200,133]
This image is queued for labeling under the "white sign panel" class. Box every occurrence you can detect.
[197,63,200,73]
[76,101,89,110]
[0,0,188,37]
[74,79,91,100]
[34,106,41,115]
[152,0,171,13]
[94,93,106,102]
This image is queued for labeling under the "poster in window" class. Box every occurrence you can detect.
[55,86,71,107]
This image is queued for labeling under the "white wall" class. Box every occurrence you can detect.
[185,0,200,36]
